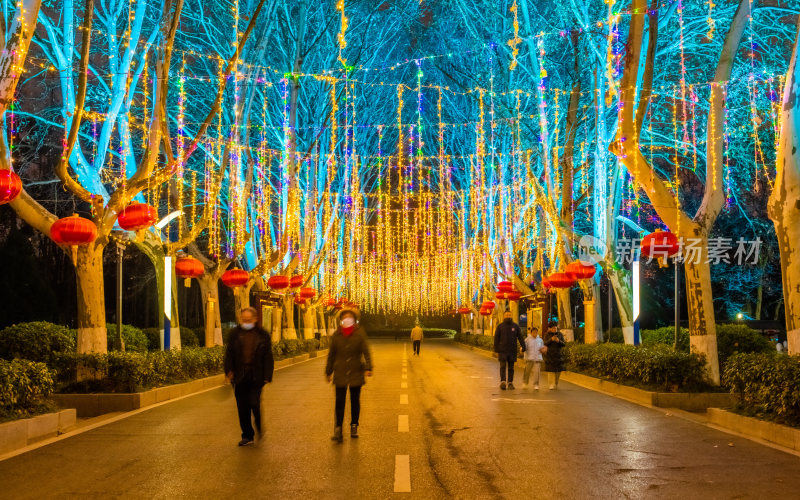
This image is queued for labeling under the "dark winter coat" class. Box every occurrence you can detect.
[543,331,566,372]
[326,326,373,387]
[494,320,526,357]
[224,326,275,385]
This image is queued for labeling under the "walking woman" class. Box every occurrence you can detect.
[326,308,373,442]
[543,320,566,390]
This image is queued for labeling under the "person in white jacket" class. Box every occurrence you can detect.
[523,326,544,390]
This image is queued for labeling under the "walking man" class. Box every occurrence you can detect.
[224,307,274,447]
[494,309,526,390]
[410,322,424,356]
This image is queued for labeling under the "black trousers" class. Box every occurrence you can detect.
[234,381,263,440]
[413,340,421,354]
[335,385,362,427]
[498,353,516,382]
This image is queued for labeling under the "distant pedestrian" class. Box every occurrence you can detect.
[224,307,274,447]
[494,309,526,390]
[410,322,424,355]
[523,326,544,390]
[543,320,566,390]
[326,308,373,442]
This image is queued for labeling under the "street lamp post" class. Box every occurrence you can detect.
[116,241,125,352]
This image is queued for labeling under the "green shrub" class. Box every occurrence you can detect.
[564,343,710,392]
[716,324,773,365]
[453,332,495,351]
[54,347,225,393]
[142,328,161,351]
[180,327,199,348]
[106,324,149,353]
[723,353,800,426]
[0,359,55,411]
[641,327,690,351]
[606,327,624,343]
[0,322,75,364]
[305,339,320,352]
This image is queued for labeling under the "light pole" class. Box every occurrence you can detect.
[155,210,183,350]
[116,240,125,352]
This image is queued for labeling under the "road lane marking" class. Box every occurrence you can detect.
[401,382,408,389]
[490,398,558,403]
[394,455,411,492]
[398,415,409,432]
[402,373,407,379]
[400,394,408,404]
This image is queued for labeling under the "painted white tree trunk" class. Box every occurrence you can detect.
[198,274,223,346]
[608,268,634,344]
[282,299,297,339]
[302,307,315,339]
[580,279,603,343]
[556,288,574,341]
[768,18,800,354]
[682,238,720,383]
[75,243,108,353]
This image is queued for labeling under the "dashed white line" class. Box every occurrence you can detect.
[394,454,411,492]
[398,414,409,432]
[401,381,408,389]
[401,373,408,379]
[400,394,408,405]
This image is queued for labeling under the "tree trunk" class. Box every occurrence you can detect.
[233,283,253,321]
[75,242,108,353]
[302,306,315,339]
[282,299,297,339]
[198,273,223,346]
[768,16,800,354]
[135,240,181,350]
[580,279,603,343]
[556,288,574,341]
[608,268,634,344]
[683,245,721,384]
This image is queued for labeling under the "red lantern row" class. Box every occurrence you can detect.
[267,275,289,290]
[497,280,513,293]
[0,170,22,205]
[298,287,316,299]
[479,308,491,316]
[546,272,576,289]
[457,306,471,315]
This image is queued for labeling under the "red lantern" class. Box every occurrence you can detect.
[481,300,496,310]
[566,261,597,281]
[497,280,513,293]
[221,268,249,288]
[289,275,304,288]
[333,303,344,310]
[458,306,471,315]
[175,257,203,287]
[294,296,307,305]
[267,275,289,290]
[506,291,522,301]
[547,272,576,289]
[0,170,22,204]
[641,230,679,258]
[117,203,158,231]
[50,215,97,246]
[541,277,552,290]
[322,297,337,307]
[479,308,491,316]
[299,287,316,299]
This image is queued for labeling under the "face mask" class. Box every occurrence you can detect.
[504,318,512,323]
[241,322,255,330]
[341,317,355,328]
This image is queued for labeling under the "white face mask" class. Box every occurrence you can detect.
[241,322,255,330]
[340,317,355,328]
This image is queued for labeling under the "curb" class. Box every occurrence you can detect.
[0,409,76,455]
[707,408,800,453]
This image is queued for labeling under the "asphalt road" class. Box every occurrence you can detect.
[1,339,800,499]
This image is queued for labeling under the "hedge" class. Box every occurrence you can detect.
[105,324,149,353]
[142,328,161,351]
[0,359,55,419]
[453,332,495,351]
[564,343,710,392]
[180,327,200,348]
[0,322,75,364]
[54,347,226,393]
[722,353,800,427]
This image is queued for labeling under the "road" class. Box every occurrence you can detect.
[1,339,800,499]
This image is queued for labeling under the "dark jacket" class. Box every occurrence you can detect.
[326,326,373,387]
[224,326,275,385]
[543,331,566,372]
[494,320,526,356]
